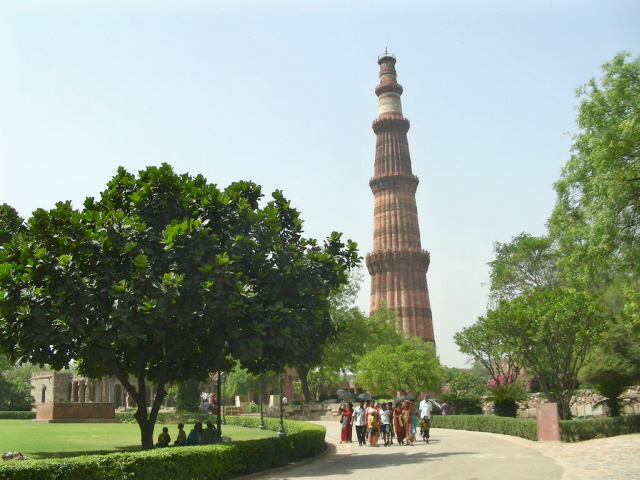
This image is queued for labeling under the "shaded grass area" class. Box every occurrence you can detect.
[0,420,273,459]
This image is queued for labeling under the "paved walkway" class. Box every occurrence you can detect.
[247,421,640,480]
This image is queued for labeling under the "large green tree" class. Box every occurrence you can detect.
[355,336,445,397]
[547,52,640,413]
[579,298,640,416]
[0,164,358,448]
[549,52,640,287]
[454,317,522,386]
[482,288,606,419]
[293,271,404,402]
[0,355,35,410]
[487,233,559,304]
[319,305,405,377]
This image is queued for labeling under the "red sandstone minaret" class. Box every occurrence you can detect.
[366,52,435,342]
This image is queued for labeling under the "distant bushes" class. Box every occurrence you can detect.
[0,411,35,420]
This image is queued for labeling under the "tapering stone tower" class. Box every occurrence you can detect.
[366,52,435,342]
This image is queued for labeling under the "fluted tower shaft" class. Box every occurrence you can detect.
[366,53,435,342]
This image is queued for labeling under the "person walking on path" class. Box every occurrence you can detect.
[367,406,379,447]
[353,400,366,446]
[339,402,354,443]
[379,403,392,446]
[392,402,405,445]
[402,400,415,446]
[418,394,440,420]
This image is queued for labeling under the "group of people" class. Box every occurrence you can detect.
[339,394,442,447]
[156,421,221,447]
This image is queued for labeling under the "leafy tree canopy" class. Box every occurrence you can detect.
[487,233,559,304]
[482,288,606,419]
[549,52,640,286]
[0,163,358,448]
[355,336,445,397]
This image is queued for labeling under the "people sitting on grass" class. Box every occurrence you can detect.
[174,423,186,446]
[186,422,203,445]
[202,420,221,444]
[156,427,171,447]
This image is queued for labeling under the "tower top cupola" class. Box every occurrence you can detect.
[375,50,404,118]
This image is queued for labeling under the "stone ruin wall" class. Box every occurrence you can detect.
[514,386,640,419]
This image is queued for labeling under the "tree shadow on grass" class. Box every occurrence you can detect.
[30,445,142,459]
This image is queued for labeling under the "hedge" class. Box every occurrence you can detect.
[431,414,640,443]
[0,417,326,480]
[560,414,640,442]
[431,415,538,441]
[0,412,35,420]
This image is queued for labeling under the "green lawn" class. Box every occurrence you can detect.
[0,420,274,459]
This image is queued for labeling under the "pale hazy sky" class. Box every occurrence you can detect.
[2,0,639,368]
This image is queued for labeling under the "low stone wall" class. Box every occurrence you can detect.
[35,402,120,423]
[264,401,342,422]
[516,387,640,419]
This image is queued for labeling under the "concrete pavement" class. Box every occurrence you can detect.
[245,420,640,480]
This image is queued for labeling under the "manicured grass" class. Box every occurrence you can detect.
[0,420,274,459]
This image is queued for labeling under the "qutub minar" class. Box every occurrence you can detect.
[366,51,435,343]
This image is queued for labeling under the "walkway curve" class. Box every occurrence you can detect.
[244,420,640,480]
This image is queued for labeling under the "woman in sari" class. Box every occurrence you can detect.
[402,401,414,446]
[339,402,354,443]
[392,402,405,445]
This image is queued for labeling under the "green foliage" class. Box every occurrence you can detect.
[223,361,257,399]
[560,415,640,442]
[579,318,640,416]
[0,356,37,410]
[483,288,606,419]
[488,233,559,303]
[316,276,405,377]
[355,336,445,396]
[431,415,538,441]
[0,411,35,419]
[485,382,528,418]
[305,370,338,401]
[0,164,358,448]
[0,204,26,245]
[0,418,325,479]
[439,371,486,415]
[550,53,640,286]
[434,414,640,442]
[448,371,487,398]
[175,379,200,413]
[454,317,522,387]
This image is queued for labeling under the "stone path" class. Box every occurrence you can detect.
[515,432,640,480]
[245,421,640,480]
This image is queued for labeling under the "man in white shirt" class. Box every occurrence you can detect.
[352,400,366,446]
[418,394,441,420]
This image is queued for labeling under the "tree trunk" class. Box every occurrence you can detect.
[135,407,155,450]
[297,364,311,402]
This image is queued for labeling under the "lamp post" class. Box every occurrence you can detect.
[276,372,286,437]
[258,373,266,430]
[221,372,227,425]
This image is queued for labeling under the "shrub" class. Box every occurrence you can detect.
[0,411,35,420]
[457,398,483,415]
[0,417,325,480]
[560,414,640,442]
[431,415,537,441]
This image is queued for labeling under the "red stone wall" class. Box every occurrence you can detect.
[36,402,115,420]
